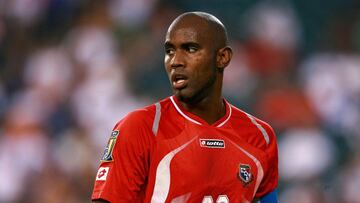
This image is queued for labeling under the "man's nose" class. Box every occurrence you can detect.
[171,52,185,68]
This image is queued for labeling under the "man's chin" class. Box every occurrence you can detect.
[174,90,198,104]
[174,90,184,99]
[174,90,189,102]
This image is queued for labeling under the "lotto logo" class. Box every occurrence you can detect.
[96,167,109,181]
[199,139,225,148]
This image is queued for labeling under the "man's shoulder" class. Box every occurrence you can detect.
[230,104,274,131]
[114,97,173,128]
[228,103,277,149]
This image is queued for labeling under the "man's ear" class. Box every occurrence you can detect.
[216,46,233,71]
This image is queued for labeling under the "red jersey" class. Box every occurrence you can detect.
[92,96,278,203]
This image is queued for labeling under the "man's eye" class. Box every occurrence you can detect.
[166,49,174,55]
[188,47,197,53]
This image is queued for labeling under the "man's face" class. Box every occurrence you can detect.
[164,22,218,103]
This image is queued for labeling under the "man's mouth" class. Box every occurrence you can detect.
[172,74,188,89]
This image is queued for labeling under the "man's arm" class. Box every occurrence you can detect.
[253,189,278,203]
[261,190,278,203]
[91,110,154,202]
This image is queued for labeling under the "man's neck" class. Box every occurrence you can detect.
[179,96,226,125]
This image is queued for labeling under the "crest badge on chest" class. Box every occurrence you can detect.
[238,164,253,186]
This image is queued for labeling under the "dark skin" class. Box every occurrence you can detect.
[92,12,232,203]
[164,12,232,124]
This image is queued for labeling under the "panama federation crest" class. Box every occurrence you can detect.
[238,164,253,186]
[101,130,119,162]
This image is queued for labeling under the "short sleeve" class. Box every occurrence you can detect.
[255,122,279,198]
[91,109,155,203]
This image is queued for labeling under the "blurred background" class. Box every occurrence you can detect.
[0,0,359,202]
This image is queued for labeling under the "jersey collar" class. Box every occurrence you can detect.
[170,95,232,127]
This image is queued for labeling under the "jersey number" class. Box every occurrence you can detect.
[202,195,229,203]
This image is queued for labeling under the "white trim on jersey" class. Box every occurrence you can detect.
[170,96,202,125]
[150,137,197,203]
[230,104,270,145]
[216,102,232,127]
[227,138,264,199]
[245,113,270,145]
[152,102,162,136]
[170,193,192,203]
[170,96,232,127]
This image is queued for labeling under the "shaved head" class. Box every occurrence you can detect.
[164,11,233,104]
[167,12,229,50]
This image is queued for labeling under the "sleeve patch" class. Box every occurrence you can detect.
[101,130,119,162]
[96,167,110,181]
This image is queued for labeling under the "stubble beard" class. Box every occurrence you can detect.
[175,69,218,105]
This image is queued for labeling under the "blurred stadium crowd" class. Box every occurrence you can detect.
[0,0,360,202]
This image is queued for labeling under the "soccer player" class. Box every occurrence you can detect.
[92,11,278,203]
